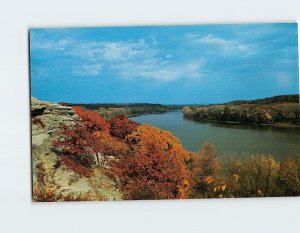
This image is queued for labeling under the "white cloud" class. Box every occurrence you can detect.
[72,40,155,62]
[186,33,255,56]
[31,38,73,51]
[73,64,103,76]
[32,37,203,82]
[114,59,203,82]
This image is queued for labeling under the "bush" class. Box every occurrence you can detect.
[72,106,109,133]
[60,155,93,177]
[189,142,222,198]
[278,158,300,196]
[223,155,280,197]
[115,125,190,200]
[53,107,110,172]
[109,114,139,140]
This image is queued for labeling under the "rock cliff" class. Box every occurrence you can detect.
[31,97,122,201]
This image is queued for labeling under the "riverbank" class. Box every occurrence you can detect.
[183,94,300,128]
[183,116,300,129]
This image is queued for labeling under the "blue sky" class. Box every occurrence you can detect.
[30,23,299,104]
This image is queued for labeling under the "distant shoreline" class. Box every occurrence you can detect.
[183,116,300,129]
[182,94,300,129]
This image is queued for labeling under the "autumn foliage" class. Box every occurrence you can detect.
[109,114,139,140]
[223,155,281,197]
[53,107,191,200]
[49,103,300,200]
[277,158,300,196]
[189,142,222,198]
[115,125,190,200]
[60,155,93,177]
[53,106,110,175]
[72,106,109,133]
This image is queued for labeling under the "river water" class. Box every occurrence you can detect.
[131,110,300,161]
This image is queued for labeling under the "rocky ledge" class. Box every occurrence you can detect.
[31,97,122,201]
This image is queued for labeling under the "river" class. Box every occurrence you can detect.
[130,110,300,161]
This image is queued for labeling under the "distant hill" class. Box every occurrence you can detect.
[62,102,182,119]
[63,102,165,110]
[183,94,300,127]
[226,94,299,105]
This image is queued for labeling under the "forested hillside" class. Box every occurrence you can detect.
[183,95,300,126]
[226,94,299,105]
[63,102,181,119]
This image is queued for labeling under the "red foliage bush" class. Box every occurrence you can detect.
[96,133,129,165]
[53,107,110,171]
[109,114,139,140]
[73,106,109,133]
[60,155,93,177]
[53,123,97,167]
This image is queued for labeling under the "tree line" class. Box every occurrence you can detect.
[183,95,300,126]
[60,102,181,119]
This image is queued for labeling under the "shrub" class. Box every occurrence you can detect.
[109,114,139,140]
[278,158,300,196]
[96,133,129,166]
[72,106,109,133]
[115,125,190,200]
[53,107,110,173]
[60,155,93,177]
[223,154,280,197]
[189,142,222,198]
[53,123,97,167]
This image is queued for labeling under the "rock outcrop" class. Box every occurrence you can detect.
[31,97,122,201]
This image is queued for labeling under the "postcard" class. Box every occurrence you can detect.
[30,23,300,201]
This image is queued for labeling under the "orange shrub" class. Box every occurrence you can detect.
[115,125,190,200]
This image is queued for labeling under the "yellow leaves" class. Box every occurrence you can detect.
[177,179,191,199]
[213,186,218,193]
[221,183,227,191]
[213,183,227,193]
[204,176,214,184]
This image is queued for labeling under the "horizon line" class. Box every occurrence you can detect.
[32,93,299,106]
